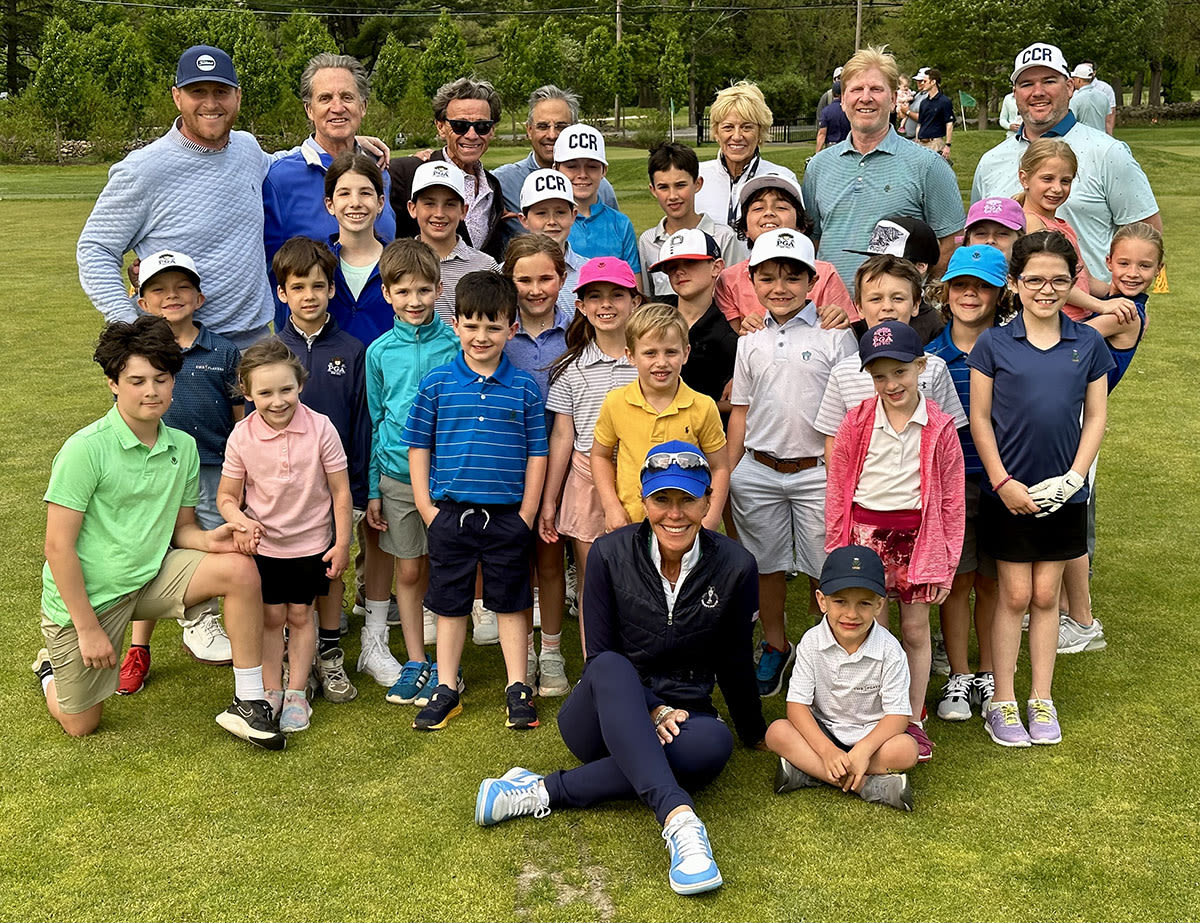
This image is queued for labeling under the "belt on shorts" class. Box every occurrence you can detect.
[750,450,821,474]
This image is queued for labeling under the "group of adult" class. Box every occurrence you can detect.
[72,37,1159,892]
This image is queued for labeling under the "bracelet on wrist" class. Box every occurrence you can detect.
[653,706,674,728]
[993,475,1013,491]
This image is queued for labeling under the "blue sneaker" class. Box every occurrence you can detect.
[755,641,795,697]
[386,659,431,705]
[412,663,464,707]
[475,768,550,826]
[661,811,722,895]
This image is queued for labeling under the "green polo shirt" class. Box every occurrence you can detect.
[41,404,200,626]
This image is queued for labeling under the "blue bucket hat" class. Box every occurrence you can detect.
[640,440,711,498]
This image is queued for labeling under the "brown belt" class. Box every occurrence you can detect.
[750,450,821,474]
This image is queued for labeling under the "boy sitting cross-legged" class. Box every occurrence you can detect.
[402,271,549,731]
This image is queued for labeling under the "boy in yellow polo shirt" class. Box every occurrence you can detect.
[591,302,729,532]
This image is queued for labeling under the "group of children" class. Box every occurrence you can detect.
[38,138,1163,810]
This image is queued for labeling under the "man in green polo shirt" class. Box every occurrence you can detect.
[32,316,285,750]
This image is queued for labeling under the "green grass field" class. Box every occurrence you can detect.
[1,127,1197,922]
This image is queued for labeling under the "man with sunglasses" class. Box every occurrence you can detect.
[389,77,507,259]
[493,85,620,246]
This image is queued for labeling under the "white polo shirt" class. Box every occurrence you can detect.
[853,394,926,511]
[787,616,912,745]
[814,352,965,438]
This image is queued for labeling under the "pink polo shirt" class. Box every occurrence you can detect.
[222,402,347,558]
[715,257,860,328]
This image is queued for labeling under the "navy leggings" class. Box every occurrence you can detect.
[542,650,734,825]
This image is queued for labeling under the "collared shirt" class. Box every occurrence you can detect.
[1070,86,1111,133]
[731,303,856,458]
[172,116,229,153]
[925,322,983,475]
[714,257,859,326]
[560,244,586,314]
[41,405,200,626]
[431,236,499,324]
[546,341,638,453]
[681,301,739,408]
[815,351,966,438]
[505,305,573,433]
[802,127,966,296]
[222,402,347,557]
[648,531,702,620]
[966,313,1113,502]
[853,394,927,510]
[695,152,799,227]
[787,617,912,745]
[567,200,641,274]
[971,115,1158,282]
[593,379,726,522]
[637,214,748,296]
[162,322,241,465]
[402,352,548,504]
[442,148,495,251]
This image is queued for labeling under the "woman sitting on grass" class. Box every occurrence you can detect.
[472,441,765,897]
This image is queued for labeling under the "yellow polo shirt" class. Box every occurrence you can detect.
[593,379,726,522]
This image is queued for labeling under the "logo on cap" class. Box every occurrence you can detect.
[983,199,1003,215]
[971,250,982,260]
[196,54,216,71]
[670,233,686,246]
[777,232,795,249]
[597,260,607,268]
[851,557,861,570]
[868,224,905,252]
[872,326,894,347]
[433,164,449,177]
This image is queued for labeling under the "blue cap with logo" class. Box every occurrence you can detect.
[943,244,1008,289]
[820,545,886,596]
[639,440,711,498]
[176,45,239,89]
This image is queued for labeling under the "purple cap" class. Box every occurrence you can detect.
[574,257,638,293]
[966,197,1026,232]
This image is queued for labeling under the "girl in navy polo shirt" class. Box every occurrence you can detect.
[967,231,1114,749]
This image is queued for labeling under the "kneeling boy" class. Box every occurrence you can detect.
[33,316,284,750]
[764,545,918,810]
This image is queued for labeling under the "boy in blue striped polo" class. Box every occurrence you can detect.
[403,271,549,731]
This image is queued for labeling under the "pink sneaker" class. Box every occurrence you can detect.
[906,722,934,762]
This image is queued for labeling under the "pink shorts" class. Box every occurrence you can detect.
[849,505,940,605]
[557,449,607,543]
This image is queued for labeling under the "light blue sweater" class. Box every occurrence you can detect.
[76,120,275,337]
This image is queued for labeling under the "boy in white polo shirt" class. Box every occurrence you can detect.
[765,545,918,811]
[554,124,640,273]
[727,228,856,698]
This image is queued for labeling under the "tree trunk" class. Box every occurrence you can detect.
[1109,75,1123,110]
[1131,71,1144,107]
[688,48,697,128]
[976,84,989,131]
[1149,59,1162,106]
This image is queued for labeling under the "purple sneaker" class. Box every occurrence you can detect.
[1027,698,1062,745]
[906,722,934,762]
[984,702,1032,748]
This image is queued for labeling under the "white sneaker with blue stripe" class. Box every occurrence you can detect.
[661,811,722,895]
[475,767,549,826]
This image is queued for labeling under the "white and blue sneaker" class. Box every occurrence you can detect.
[412,663,464,707]
[661,811,722,895]
[476,767,550,826]
[385,659,432,705]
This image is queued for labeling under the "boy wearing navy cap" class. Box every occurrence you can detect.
[765,544,918,811]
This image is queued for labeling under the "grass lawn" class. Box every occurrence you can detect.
[1,126,1197,922]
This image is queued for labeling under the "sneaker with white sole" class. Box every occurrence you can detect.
[215,697,286,750]
[386,659,431,705]
[774,757,822,794]
[279,688,312,733]
[31,648,53,684]
[537,648,571,697]
[937,672,973,721]
[930,632,950,677]
[317,648,358,703]
[970,671,995,715]
[471,600,499,645]
[984,702,1032,747]
[859,773,914,811]
[1057,613,1106,654]
[423,608,438,646]
[357,629,403,686]
[1027,697,1062,744]
[180,610,232,665]
[476,768,550,825]
[662,811,722,895]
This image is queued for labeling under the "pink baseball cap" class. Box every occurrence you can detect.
[574,257,638,293]
[965,197,1026,232]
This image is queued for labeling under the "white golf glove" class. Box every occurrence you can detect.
[1027,470,1086,517]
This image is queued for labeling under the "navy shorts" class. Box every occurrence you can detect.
[254,551,331,606]
[424,501,534,617]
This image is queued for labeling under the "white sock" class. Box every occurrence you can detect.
[41,673,53,694]
[541,631,561,654]
[1028,696,1054,705]
[365,598,389,633]
[233,665,265,702]
[527,631,536,656]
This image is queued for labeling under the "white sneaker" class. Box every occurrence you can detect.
[527,649,538,688]
[1057,613,1106,654]
[357,628,403,686]
[532,589,541,630]
[472,599,499,645]
[537,648,571,697]
[423,608,438,647]
[564,564,578,605]
[180,610,232,665]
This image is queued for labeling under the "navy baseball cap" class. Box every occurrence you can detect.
[176,45,239,89]
[640,440,711,498]
[858,320,924,370]
[820,545,886,596]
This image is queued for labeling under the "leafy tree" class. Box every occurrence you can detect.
[576,26,612,115]
[30,17,87,134]
[658,27,688,110]
[419,9,470,98]
[527,20,564,95]
[279,12,338,94]
[373,31,415,111]
[2,0,54,95]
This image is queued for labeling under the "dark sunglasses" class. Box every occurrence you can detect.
[445,118,496,136]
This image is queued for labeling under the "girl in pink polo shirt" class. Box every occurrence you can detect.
[218,338,352,735]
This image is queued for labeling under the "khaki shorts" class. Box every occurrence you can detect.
[917,137,946,154]
[377,475,428,560]
[41,548,207,714]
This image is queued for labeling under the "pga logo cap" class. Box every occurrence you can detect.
[411,160,467,202]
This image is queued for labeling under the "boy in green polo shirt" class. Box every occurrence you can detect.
[32,316,285,750]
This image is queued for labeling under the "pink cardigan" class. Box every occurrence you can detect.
[825,396,966,589]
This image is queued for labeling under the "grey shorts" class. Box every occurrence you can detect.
[957,477,997,579]
[377,475,429,560]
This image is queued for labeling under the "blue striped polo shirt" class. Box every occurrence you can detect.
[925,322,982,475]
[401,352,548,504]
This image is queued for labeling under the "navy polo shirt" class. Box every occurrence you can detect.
[926,322,981,476]
[163,323,241,465]
[401,352,548,505]
[967,314,1113,501]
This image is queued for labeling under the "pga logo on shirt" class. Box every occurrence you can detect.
[327,357,347,377]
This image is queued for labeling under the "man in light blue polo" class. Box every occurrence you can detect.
[802,46,964,295]
[971,43,1160,283]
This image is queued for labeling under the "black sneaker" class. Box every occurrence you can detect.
[215,697,286,751]
[505,681,540,730]
[413,684,462,731]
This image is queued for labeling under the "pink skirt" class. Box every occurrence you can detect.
[849,505,939,604]
[556,450,607,543]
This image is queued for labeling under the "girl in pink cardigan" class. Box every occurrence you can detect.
[826,321,965,762]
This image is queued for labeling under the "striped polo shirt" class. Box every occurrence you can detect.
[431,237,499,324]
[925,322,982,475]
[545,341,638,453]
[402,352,548,504]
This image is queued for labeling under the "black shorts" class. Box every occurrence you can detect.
[254,551,331,606]
[978,492,1087,563]
[424,501,534,617]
